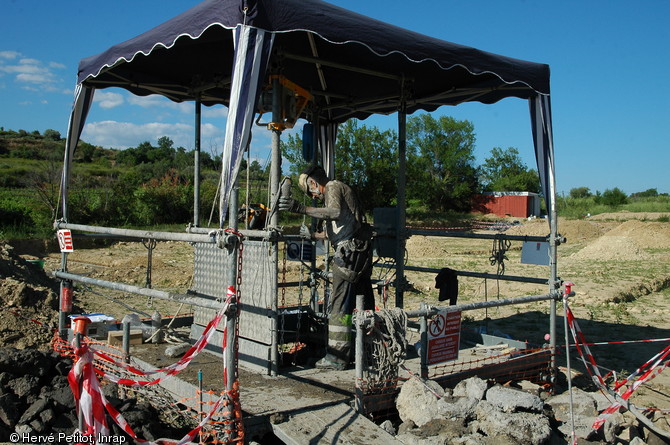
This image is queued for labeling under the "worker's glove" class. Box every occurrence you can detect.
[299,224,313,240]
[278,196,305,214]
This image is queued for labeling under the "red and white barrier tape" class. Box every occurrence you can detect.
[592,344,670,430]
[68,286,239,444]
[93,287,235,387]
[69,338,232,445]
[561,337,670,348]
[564,304,670,430]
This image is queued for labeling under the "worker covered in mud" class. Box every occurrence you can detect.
[279,164,375,370]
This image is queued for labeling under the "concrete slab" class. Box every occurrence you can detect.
[128,343,399,443]
[272,402,403,445]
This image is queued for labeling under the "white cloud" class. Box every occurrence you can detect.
[19,57,40,65]
[0,51,20,60]
[94,91,124,109]
[127,94,170,108]
[202,105,228,119]
[16,72,51,83]
[81,120,225,150]
[0,52,62,92]
[127,94,192,114]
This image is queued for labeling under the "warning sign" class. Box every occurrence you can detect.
[57,229,74,253]
[427,310,461,365]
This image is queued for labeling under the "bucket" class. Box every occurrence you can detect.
[27,259,45,269]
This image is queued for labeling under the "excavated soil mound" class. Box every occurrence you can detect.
[565,220,670,262]
[569,236,651,261]
[589,211,670,221]
[603,220,670,250]
[504,218,609,244]
[0,243,60,351]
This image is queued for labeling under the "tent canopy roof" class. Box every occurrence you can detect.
[78,0,550,123]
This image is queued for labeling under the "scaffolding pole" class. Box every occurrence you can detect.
[54,222,217,244]
[404,292,559,319]
[408,229,553,243]
[53,271,227,311]
[401,265,549,285]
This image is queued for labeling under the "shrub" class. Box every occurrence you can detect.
[0,197,35,228]
[600,188,628,207]
[132,170,193,225]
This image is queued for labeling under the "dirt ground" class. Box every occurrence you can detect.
[3,211,670,434]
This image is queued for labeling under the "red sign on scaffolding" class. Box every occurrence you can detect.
[57,229,74,253]
[427,310,462,365]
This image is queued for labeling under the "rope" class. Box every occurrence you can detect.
[363,308,408,385]
[489,235,510,275]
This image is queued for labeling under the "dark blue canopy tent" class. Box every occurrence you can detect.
[61,0,558,308]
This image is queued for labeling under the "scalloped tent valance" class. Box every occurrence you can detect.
[76,0,550,123]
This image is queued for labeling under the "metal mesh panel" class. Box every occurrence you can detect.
[191,242,234,327]
[239,240,276,344]
[191,240,276,345]
[192,242,235,298]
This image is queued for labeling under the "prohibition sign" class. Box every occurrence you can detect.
[429,313,445,338]
[427,310,462,365]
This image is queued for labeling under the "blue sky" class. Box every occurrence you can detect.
[1,1,669,196]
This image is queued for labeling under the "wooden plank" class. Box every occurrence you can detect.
[107,329,143,346]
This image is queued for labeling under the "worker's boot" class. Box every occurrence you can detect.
[317,313,352,370]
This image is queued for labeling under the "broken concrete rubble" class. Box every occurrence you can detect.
[0,347,194,443]
[394,375,661,445]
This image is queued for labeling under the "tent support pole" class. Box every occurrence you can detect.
[549,171,559,387]
[225,177,240,438]
[396,93,407,309]
[269,76,282,377]
[194,98,201,227]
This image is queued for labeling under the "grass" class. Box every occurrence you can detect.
[556,195,670,219]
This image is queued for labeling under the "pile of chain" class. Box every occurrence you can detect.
[362,308,408,388]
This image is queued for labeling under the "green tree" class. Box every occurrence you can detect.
[43,129,61,141]
[281,120,398,211]
[600,187,628,206]
[479,147,540,193]
[280,132,309,177]
[335,120,398,210]
[630,188,658,199]
[77,142,96,163]
[569,187,592,199]
[157,136,174,150]
[406,114,478,212]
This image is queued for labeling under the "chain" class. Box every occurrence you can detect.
[223,228,243,385]
[281,242,287,306]
[142,238,157,308]
[292,243,306,366]
[279,242,287,361]
[235,234,243,299]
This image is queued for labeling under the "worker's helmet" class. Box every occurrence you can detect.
[298,173,310,196]
[298,165,321,197]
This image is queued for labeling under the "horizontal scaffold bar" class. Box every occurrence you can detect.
[404,292,559,318]
[407,229,550,243]
[53,271,227,311]
[185,225,276,240]
[401,265,549,285]
[55,222,217,244]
